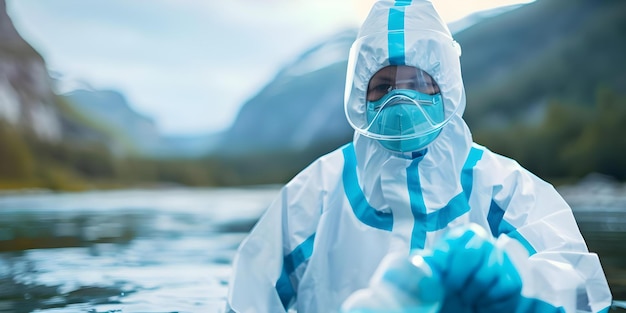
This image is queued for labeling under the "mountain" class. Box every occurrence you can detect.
[0,0,130,188]
[0,0,128,148]
[0,0,62,141]
[218,29,357,155]
[455,0,626,130]
[447,4,524,34]
[1,0,217,162]
[62,89,220,158]
[62,89,160,154]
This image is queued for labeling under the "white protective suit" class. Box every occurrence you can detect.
[227,0,613,312]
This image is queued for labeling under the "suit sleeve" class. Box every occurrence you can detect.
[226,160,325,313]
[489,161,612,313]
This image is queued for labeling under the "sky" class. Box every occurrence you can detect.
[6,0,533,136]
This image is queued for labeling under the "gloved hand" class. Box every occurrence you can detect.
[423,223,523,313]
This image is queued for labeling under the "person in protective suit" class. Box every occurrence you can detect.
[226,0,613,312]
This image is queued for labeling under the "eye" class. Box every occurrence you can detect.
[367,84,392,101]
[373,84,392,93]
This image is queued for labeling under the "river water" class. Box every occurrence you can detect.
[0,186,281,313]
[0,182,625,312]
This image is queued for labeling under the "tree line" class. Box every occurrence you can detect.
[473,86,626,185]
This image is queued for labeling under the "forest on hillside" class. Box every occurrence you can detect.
[474,87,626,185]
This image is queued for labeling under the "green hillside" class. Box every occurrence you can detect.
[0,116,217,191]
[458,0,626,128]
[456,0,626,183]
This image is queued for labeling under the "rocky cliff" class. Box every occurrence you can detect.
[0,0,62,141]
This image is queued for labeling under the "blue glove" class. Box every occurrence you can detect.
[423,224,523,313]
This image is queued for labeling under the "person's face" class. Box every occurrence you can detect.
[367,65,440,101]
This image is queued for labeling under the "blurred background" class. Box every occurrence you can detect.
[0,0,625,312]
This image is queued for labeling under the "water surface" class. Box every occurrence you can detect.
[1,183,625,312]
[0,187,280,313]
